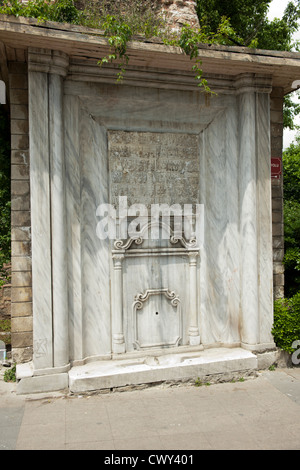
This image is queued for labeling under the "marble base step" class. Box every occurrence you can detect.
[68,347,257,393]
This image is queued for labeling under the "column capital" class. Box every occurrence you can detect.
[112,253,125,267]
[187,251,199,264]
[28,48,69,77]
[234,73,272,95]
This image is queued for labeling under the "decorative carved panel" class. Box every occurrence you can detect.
[132,288,182,350]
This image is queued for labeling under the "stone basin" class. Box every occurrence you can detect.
[144,355,185,367]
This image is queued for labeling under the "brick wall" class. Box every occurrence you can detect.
[270,87,285,299]
[9,61,33,363]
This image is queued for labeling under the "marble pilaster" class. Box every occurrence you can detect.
[239,90,259,348]
[28,69,53,370]
[188,252,200,345]
[256,92,275,349]
[112,254,126,354]
[49,72,69,369]
[28,49,70,373]
[237,75,274,351]
[64,95,83,363]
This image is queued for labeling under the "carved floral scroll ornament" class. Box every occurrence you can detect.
[114,221,197,251]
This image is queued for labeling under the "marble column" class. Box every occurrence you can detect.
[28,49,69,373]
[112,254,126,353]
[188,251,200,345]
[239,87,260,348]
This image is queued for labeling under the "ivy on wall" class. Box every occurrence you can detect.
[0,107,10,269]
[0,0,237,90]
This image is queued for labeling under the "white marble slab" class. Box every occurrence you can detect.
[29,71,53,370]
[79,111,111,359]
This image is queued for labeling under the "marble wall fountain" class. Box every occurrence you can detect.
[17,51,276,393]
[2,15,298,393]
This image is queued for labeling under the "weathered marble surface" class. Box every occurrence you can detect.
[199,106,241,347]
[64,94,83,362]
[28,53,275,379]
[256,93,274,348]
[49,73,69,369]
[29,70,53,371]
[108,131,200,206]
[123,253,190,352]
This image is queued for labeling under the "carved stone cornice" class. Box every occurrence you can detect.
[234,73,273,95]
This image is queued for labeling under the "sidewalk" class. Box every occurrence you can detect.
[0,367,300,450]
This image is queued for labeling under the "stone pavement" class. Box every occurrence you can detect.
[0,367,300,450]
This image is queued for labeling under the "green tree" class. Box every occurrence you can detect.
[0,0,83,23]
[196,0,300,49]
[282,139,300,296]
[196,0,300,129]
[0,106,11,267]
[196,0,272,47]
[196,0,300,299]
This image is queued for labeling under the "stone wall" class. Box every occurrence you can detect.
[270,87,285,299]
[9,61,33,363]
[75,0,199,32]
[158,0,199,32]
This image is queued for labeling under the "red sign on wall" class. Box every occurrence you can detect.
[271,158,282,179]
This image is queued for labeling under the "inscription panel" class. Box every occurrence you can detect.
[108,131,200,207]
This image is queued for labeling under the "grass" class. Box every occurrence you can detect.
[3,364,16,383]
[0,318,11,332]
[195,378,211,387]
[0,318,11,346]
